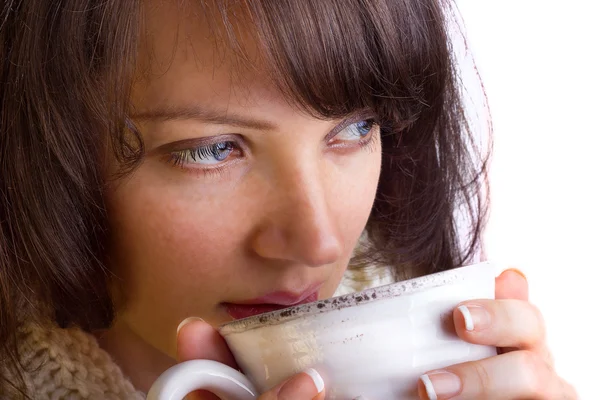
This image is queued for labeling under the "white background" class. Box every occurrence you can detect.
[456,1,599,399]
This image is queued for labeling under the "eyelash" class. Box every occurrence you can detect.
[166,142,237,168]
[166,118,379,173]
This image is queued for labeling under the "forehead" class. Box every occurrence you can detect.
[133,0,275,112]
[131,0,434,123]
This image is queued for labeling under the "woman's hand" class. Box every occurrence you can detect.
[176,318,325,400]
[418,269,578,400]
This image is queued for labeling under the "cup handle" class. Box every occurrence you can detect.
[146,359,259,400]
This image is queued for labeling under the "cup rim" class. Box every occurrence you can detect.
[218,261,493,336]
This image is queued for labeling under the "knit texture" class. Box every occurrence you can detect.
[6,323,144,400]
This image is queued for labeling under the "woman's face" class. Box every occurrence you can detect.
[105,0,382,359]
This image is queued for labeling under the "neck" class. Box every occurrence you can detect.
[94,319,175,393]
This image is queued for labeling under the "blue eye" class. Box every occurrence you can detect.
[337,120,375,141]
[355,120,374,136]
[170,141,236,166]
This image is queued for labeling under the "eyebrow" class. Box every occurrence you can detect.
[130,105,277,131]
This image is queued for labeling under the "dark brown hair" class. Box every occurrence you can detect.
[0,0,489,395]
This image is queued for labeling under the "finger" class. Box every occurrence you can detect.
[259,369,325,400]
[418,350,579,400]
[453,299,546,350]
[176,317,237,368]
[495,268,528,300]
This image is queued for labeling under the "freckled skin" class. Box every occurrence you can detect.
[96,0,382,392]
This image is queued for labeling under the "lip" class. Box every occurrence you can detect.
[223,284,322,320]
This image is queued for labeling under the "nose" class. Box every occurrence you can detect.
[250,162,344,267]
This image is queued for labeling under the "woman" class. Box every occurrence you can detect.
[0,0,577,399]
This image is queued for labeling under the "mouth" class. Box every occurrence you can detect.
[223,285,321,320]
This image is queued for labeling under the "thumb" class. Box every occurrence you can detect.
[495,268,529,301]
[259,369,325,400]
[176,317,237,368]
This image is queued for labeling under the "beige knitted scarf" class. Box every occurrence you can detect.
[4,322,144,399]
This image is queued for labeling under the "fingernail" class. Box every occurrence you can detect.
[420,371,461,400]
[507,268,527,281]
[303,368,325,393]
[458,304,491,331]
[177,317,204,335]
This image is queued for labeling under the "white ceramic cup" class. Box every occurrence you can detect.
[147,262,497,400]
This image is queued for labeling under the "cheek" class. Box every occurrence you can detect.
[106,174,250,314]
[332,142,382,227]
[322,146,382,295]
[323,140,382,270]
